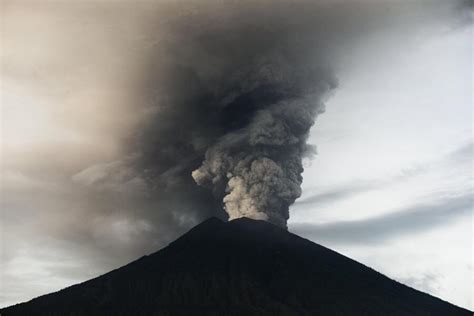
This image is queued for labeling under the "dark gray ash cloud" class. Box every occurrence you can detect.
[129,2,344,228]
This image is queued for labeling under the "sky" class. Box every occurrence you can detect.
[1,0,473,310]
[289,24,473,309]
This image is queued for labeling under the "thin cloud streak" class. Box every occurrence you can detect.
[294,141,473,209]
[290,193,473,245]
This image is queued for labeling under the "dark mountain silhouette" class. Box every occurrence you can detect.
[2,217,471,315]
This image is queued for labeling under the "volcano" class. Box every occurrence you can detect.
[2,217,470,315]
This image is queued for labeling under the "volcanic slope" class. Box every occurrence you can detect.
[2,217,471,315]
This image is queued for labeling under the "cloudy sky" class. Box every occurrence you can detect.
[289,22,473,309]
[1,0,472,310]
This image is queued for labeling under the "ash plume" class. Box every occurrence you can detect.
[191,76,335,227]
[127,0,470,229]
[132,1,342,228]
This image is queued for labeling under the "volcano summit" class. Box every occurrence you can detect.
[2,217,470,315]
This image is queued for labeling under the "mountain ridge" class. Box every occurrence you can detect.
[2,217,471,315]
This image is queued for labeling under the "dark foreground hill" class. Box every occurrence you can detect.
[2,217,471,316]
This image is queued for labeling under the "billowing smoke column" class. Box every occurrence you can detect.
[137,14,340,230]
[191,64,336,227]
[132,1,343,229]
